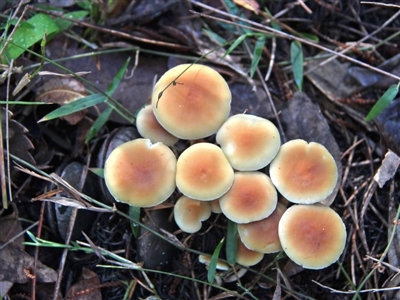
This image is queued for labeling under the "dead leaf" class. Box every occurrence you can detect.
[0,242,57,284]
[65,267,102,300]
[36,78,88,125]
[233,0,259,13]
[0,212,24,296]
[373,150,400,188]
[2,108,35,166]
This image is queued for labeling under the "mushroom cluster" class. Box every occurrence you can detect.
[103,63,346,271]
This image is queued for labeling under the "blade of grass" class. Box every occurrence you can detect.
[365,83,399,121]
[85,107,112,143]
[129,206,141,238]
[291,40,304,91]
[226,220,237,265]
[208,238,225,283]
[250,34,266,78]
[38,93,106,122]
[222,33,248,59]
[107,57,131,96]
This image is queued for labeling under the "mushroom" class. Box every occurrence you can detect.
[236,238,264,267]
[210,198,222,214]
[278,204,346,270]
[237,202,287,254]
[176,143,234,201]
[104,138,176,207]
[216,114,281,171]
[269,139,338,204]
[174,196,212,233]
[219,172,277,223]
[136,104,179,146]
[151,64,231,140]
[199,254,230,271]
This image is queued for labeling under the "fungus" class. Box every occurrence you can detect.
[237,202,287,253]
[136,104,179,146]
[104,138,176,207]
[174,196,212,233]
[152,64,231,140]
[269,139,338,204]
[236,238,264,267]
[210,198,222,214]
[176,143,234,200]
[278,204,346,270]
[219,172,277,223]
[216,114,281,171]
[199,254,230,271]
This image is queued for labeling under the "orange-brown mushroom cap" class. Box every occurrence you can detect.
[152,64,231,140]
[219,172,277,223]
[269,139,338,204]
[104,138,176,207]
[236,238,264,267]
[176,143,234,200]
[278,204,346,270]
[136,104,179,146]
[238,202,286,253]
[216,114,281,171]
[174,196,212,233]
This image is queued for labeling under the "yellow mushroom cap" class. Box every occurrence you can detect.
[219,172,277,223]
[152,64,231,140]
[104,138,176,207]
[269,139,338,204]
[136,104,179,146]
[236,238,264,267]
[278,204,346,270]
[216,114,281,171]
[238,202,286,254]
[176,143,234,201]
[174,196,212,233]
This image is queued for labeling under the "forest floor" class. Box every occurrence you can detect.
[0,1,400,300]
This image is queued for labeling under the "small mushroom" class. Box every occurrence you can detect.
[210,198,222,214]
[136,104,179,146]
[176,143,234,201]
[278,204,346,270]
[104,138,176,207]
[216,114,281,171]
[236,238,264,267]
[219,172,277,223]
[152,64,231,140]
[237,202,287,254]
[269,139,338,204]
[174,196,212,233]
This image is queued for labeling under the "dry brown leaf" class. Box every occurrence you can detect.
[36,78,87,125]
[233,0,259,13]
[65,267,102,300]
[373,150,400,188]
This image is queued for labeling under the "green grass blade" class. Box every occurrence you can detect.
[85,107,112,143]
[38,93,106,122]
[89,167,104,178]
[223,34,248,59]
[291,41,304,91]
[208,238,225,283]
[250,35,266,78]
[107,57,131,96]
[264,7,281,31]
[129,206,141,238]
[226,220,237,265]
[365,83,399,121]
